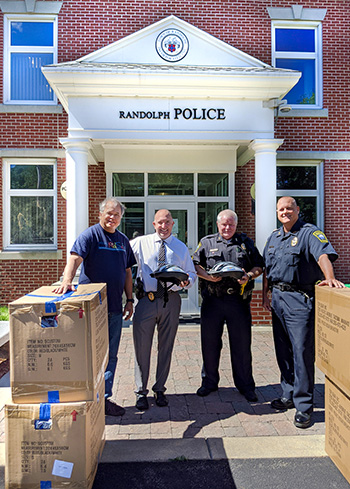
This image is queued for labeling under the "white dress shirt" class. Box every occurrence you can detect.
[131,232,196,292]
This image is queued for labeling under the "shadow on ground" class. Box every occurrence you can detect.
[105,383,326,435]
[92,457,350,489]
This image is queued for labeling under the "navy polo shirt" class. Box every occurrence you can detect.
[71,223,136,313]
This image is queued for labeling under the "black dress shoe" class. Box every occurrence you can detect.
[196,386,218,397]
[136,394,149,411]
[271,397,295,410]
[105,398,125,416]
[243,390,258,402]
[154,391,168,407]
[294,411,311,429]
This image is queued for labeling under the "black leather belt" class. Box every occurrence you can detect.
[145,290,175,302]
[225,288,239,295]
[272,282,314,297]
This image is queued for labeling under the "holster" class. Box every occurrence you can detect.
[135,278,145,300]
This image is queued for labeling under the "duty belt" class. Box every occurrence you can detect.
[272,282,314,298]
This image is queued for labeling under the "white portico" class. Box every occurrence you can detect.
[42,15,300,313]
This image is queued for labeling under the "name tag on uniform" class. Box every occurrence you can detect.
[210,248,219,252]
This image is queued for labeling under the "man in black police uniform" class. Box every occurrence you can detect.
[263,196,344,428]
[193,209,264,402]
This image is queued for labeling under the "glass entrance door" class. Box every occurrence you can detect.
[147,202,197,314]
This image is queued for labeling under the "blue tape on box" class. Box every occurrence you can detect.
[41,481,52,489]
[48,391,60,403]
[39,403,51,421]
[26,289,102,312]
[26,291,74,314]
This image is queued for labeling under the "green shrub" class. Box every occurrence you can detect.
[0,306,9,321]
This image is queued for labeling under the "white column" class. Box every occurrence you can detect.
[249,139,284,254]
[60,138,92,258]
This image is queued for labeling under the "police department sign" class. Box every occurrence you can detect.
[156,29,189,62]
[119,107,226,120]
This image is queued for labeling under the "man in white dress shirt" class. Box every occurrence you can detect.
[131,209,196,410]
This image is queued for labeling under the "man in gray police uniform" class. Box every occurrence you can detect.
[263,196,344,428]
[192,209,264,402]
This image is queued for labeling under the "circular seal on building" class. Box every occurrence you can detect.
[155,29,189,62]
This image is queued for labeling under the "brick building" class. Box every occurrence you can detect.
[0,0,349,324]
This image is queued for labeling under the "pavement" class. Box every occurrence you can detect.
[1,324,350,488]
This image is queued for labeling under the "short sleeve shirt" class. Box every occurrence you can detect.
[192,232,264,271]
[263,219,338,286]
[192,232,264,295]
[71,223,136,313]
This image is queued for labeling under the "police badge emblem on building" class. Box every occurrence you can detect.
[156,29,189,62]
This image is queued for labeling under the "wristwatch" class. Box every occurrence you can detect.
[126,298,134,303]
[247,272,254,282]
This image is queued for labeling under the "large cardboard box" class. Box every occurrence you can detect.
[315,286,350,397]
[9,284,109,403]
[325,377,350,484]
[5,377,105,489]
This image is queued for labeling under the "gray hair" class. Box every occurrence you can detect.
[217,209,238,224]
[99,197,126,215]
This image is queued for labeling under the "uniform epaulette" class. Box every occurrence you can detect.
[203,233,219,240]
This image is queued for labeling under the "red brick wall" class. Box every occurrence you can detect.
[1,0,349,308]
[323,159,350,282]
[235,160,255,240]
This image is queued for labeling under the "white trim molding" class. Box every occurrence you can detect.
[267,5,327,21]
[0,1,63,14]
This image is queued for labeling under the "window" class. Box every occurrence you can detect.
[276,161,323,226]
[4,159,57,249]
[272,22,322,108]
[111,172,233,240]
[148,173,194,196]
[4,15,57,104]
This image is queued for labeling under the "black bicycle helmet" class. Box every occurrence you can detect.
[150,264,189,285]
[208,261,244,279]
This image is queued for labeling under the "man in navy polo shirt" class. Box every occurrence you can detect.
[55,197,136,416]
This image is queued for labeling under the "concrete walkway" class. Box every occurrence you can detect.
[0,325,330,470]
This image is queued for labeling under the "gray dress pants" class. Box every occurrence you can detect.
[133,292,181,395]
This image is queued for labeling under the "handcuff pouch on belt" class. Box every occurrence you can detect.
[135,278,145,300]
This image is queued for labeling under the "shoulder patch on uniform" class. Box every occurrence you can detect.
[313,230,329,243]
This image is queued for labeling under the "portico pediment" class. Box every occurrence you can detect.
[78,15,268,68]
[42,15,300,113]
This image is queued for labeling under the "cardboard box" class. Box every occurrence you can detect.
[9,284,109,403]
[315,286,350,397]
[325,377,350,484]
[5,377,105,489]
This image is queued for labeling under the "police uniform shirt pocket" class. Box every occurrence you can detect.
[207,249,222,268]
[286,250,301,266]
[265,247,276,267]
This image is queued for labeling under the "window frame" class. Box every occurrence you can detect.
[271,21,323,109]
[108,171,233,240]
[276,160,324,228]
[3,14,58,105]
[3,158,58,250]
